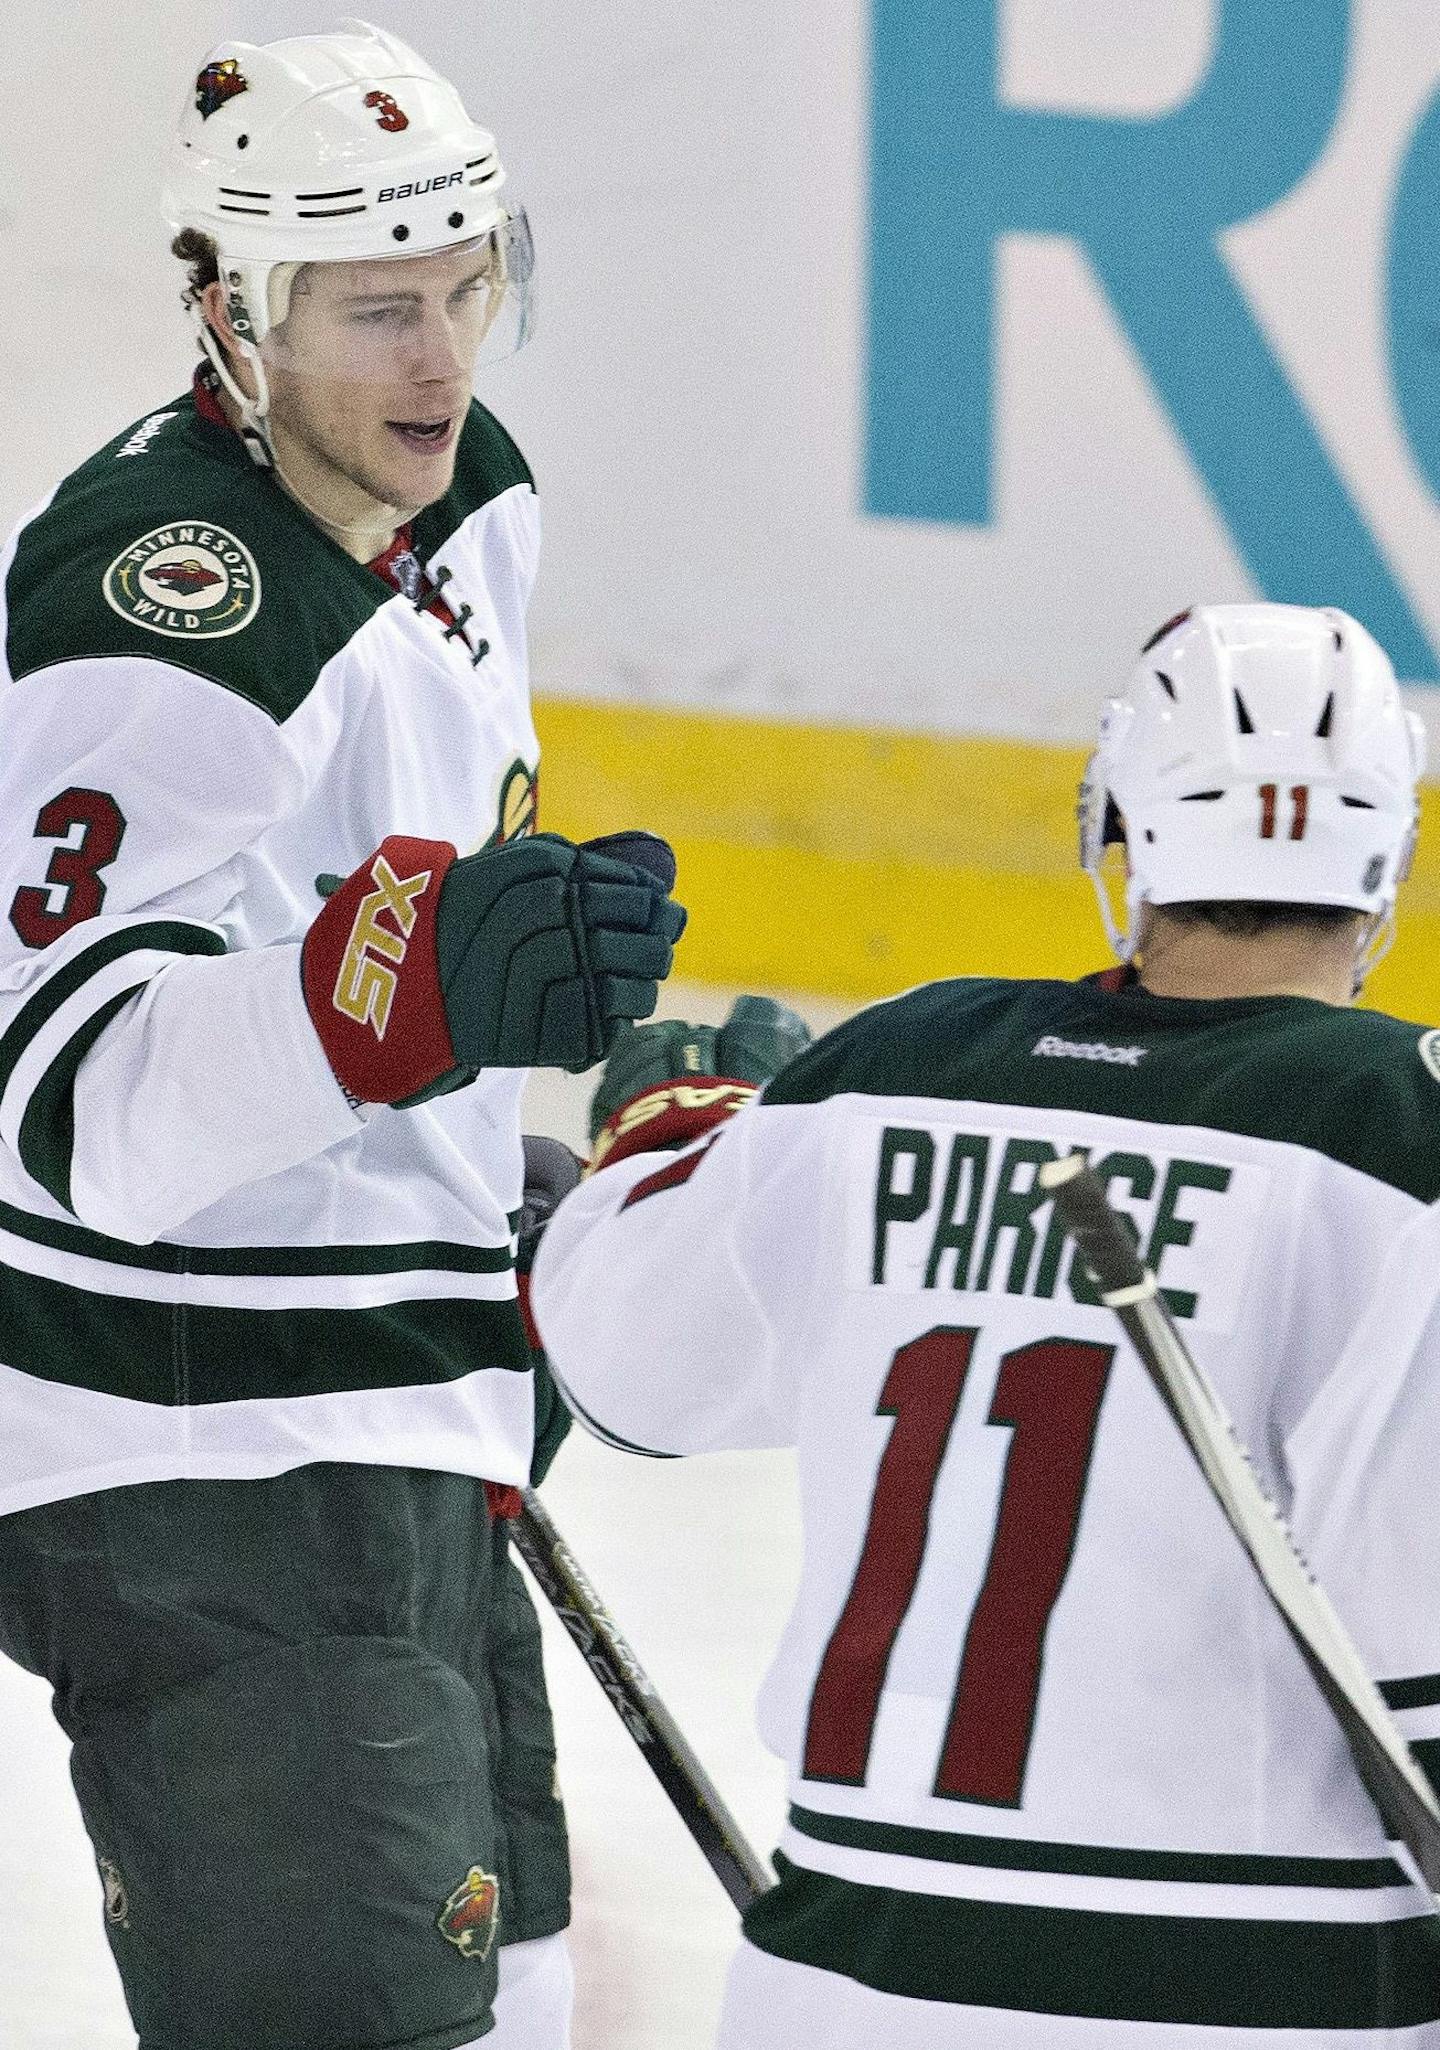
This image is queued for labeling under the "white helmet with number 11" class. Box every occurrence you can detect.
[1079,603,1425,961]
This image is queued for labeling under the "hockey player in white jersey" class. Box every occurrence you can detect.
[534,602,1440,2046]
[0,23,685,2050]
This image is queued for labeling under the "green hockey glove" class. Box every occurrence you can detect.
[302,831,685,1105]
[588,995,812,1172]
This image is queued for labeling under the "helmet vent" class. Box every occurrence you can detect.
[470,166,501,188]
[219,187,270,199]
[296,187,365,201]
[297,205,369,218]
[1153,670,1176,700]
[1315,692,1334,739]
[1180,790,1224,801]
[1340,795,1376,810]
[219,203,270,217]
[1233,689,1255,735]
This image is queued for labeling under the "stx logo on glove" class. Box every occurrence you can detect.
[332,852,435,1039]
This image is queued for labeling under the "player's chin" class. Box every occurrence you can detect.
[373,422,463,508]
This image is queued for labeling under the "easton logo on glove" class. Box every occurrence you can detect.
[332,852,436,1038]
[589,1080,757,1173]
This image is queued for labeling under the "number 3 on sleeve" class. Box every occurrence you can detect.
[9,788,128,949]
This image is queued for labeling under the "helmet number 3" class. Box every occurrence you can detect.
[1259,782,1309,841]
[9,789,127,949]
[363,90,410,133]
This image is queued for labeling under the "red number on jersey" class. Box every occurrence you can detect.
[935,1335,1115,1803]
[803,1327,977,1784]
[802,1327,1114,1805]
[9,788,127,949]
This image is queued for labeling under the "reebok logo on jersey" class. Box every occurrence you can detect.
[114,411,178,460]
[1032,1035,1148,1067]
[104,523,261,640]
[333,854,435,1039]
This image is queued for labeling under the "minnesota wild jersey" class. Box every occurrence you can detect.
[0,376,544,1513]
[534,974,1440,2042]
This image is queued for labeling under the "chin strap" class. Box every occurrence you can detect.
[1086,861,1137,964]
[1352,908,1396,998]
[195,316,275,471]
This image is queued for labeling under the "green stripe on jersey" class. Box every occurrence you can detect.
[0,1196,514,1277]
[788,1804,1406,1890]
[744,1852,1440,2028]
[18,986,142,1213]
[763,977,1440,1204]
[0,921,227,1214]
[0,920,225,1103]
[0,1259,529,1404]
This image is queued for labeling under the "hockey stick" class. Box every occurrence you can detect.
[1039,1153,1440,1905]
[511,1487,774,1911]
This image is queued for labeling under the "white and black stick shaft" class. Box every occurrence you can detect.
[1039,1153,1440,1906]
[512,1487,773,1911]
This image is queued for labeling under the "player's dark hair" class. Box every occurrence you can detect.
[171,227,220,309]
[1160,901,1362,941]
[170,226,238,373]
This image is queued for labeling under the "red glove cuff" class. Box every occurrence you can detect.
[302,835,459,1104]
[589,1079,758,1173]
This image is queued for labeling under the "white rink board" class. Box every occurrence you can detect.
[11,3,1440,738]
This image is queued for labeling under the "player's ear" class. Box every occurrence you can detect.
[197,281,261,401]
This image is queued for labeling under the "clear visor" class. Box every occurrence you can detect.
[257,210,535,393]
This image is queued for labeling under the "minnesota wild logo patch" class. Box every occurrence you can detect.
[104,523,261,640]
[436,1864,499,1960]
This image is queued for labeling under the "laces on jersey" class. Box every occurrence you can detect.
[397,558,491,669]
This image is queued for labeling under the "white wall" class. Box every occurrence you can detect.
[8,4,1440,741]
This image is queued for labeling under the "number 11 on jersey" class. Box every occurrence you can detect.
[802,1326,1115,1806]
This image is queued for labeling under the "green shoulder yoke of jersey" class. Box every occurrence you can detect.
[764,974,1440,1206]
[4,393,533,726]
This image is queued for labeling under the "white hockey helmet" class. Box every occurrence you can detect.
[1080,603,1425,960]
[164,20,533,439]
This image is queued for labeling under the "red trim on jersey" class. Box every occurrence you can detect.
[619,1133,721,1212]
[484,1481,524,1521]
[1086,965,1138,993]
[515,1271,542,1352]
[192,365,229,429]
[368,527,416,585]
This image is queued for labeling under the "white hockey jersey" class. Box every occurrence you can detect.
[0,374,544,1511]
[534,972,1440,2038]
